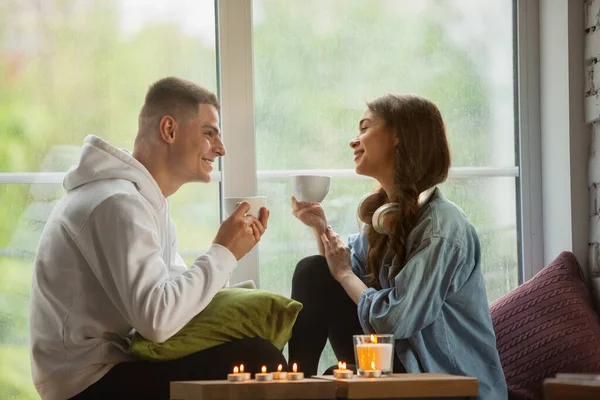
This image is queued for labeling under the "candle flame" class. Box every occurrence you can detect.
[371,361,376,370]
[370,334,377,344]
[277,364,282,372]
[240,364,244,373]
[233,366,239,374]
[292,363,298,373]
[342,362,347,370]
[261,366,267,374]
[338,361,343,369]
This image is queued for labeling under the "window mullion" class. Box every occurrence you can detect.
[516,0,544,282]
[216,0,259,285]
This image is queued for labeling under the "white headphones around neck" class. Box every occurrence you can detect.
[360,187,436,235]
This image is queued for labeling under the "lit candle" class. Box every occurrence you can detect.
[239,364,251,381]
[255,365,273,381]
[287,363,304,380]
[362,361,382,378]
[333,361,354,379]
[355,334,394,372]
[228,366,244,382]
[272,364,288,380]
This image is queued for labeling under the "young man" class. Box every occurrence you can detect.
[29,77,285,400]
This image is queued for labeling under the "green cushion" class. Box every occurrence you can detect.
[129,288,302,361]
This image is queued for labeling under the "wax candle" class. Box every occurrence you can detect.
[255,366,273,381]
[228,366,244,382]
[287,363,304,380]
[355,334,394,372]
[272,364,288,380]
[239,364,251,381]
[362,361,382,378]
[333,361,354,379]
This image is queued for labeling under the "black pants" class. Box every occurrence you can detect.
[70,337,287,400]
[289,255,405,376]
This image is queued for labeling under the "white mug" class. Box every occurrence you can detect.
[291,175,331,203]
[223,196,267,218]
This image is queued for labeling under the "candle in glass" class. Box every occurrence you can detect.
[287,363,304,380]
[272,364,288,380]
[227,366,244,382]
[354,334,394,376]
[255,366,273,381]
[333,361,354,379]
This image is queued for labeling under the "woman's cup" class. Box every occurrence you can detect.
[224,196,266,219]
[291,175,331,203]
[353,334,394,376]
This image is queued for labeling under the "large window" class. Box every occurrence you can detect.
[1,0,521,397]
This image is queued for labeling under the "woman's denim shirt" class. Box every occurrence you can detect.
[349,188,507,400]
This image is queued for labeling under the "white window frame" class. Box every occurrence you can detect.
[516,0,544,282]
[0,0,544,286]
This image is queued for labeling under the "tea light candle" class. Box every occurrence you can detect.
[228,366,244,382]
[239,364,251,381]
[287,363,304,380]
[362,361,382,378]
[255,366,273,381]
[272,364,288,380]
[333,361,354,379]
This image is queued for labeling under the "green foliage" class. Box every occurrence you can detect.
[0,259,34,399]
[0,345,37,400]
[0,259,31,343]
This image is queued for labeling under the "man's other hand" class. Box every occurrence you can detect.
[213,201,270,260]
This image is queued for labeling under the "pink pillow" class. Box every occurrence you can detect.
[490,251,600,400]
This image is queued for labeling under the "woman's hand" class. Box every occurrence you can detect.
[321,227,353,281]
[291,196,327,233]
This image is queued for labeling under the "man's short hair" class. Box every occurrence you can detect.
[140,77,220,121]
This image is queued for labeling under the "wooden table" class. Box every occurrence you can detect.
[543,377,600,400]
[170,373,478,400]
[315,373,478,399]
[170,378,336,400]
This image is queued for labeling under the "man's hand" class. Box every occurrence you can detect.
[213,202,270,260]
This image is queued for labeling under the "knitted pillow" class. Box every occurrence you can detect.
[490,252,600,400]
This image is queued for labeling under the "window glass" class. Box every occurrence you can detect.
[0,1,217,397]
[253,0,515,170]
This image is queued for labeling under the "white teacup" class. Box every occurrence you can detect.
[224,196,266,219]
[292,175,331,203]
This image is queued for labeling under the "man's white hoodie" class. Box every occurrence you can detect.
[29,135,237,400]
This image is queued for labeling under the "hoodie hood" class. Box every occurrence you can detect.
[64,135,164,210]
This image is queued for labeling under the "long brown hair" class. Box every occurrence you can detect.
[357,94,451,288]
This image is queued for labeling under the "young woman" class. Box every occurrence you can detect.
[289,94,507,400]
